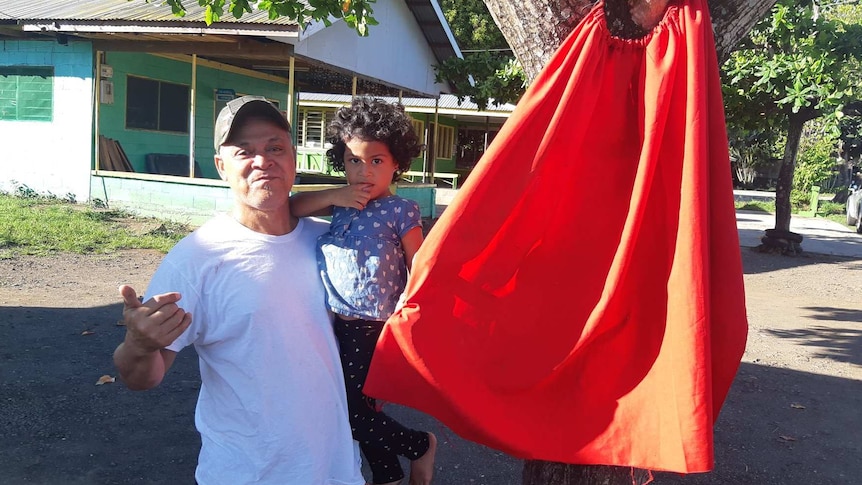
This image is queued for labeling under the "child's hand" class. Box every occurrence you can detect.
[333,183,373,210]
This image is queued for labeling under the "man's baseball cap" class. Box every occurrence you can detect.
[213,95,291,150]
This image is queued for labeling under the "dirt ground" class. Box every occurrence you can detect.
[1,246,860,484]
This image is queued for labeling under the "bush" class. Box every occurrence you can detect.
[793,123,840,194]
[790,188,810,210]
[817,201,845,216]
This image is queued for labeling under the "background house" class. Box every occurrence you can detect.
[0,0,460,223]
[295,92,515,188]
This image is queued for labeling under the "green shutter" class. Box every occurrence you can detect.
[0,67,53,122]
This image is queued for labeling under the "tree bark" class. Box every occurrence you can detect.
[484,0,779,83]
[481,0,779,482]
[482,0,587,82]
[523,460,655,484]
[774,114,807,232]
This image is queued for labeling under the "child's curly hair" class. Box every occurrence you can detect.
[326,97,423,182]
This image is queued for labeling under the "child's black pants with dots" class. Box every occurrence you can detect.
[334,315,430,484]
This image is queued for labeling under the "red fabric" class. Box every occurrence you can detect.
[364,0,748,473]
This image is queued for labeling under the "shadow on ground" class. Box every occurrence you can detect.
[765,307,862,366]
[1,305,860,484]
[0,304,518,485]
[739,246,862,275]
[656,361,862,485]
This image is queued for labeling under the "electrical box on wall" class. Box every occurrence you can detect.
[100,64,113,78]
[100,80,114,104]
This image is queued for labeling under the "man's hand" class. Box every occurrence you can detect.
[119,285,192,354]
[332,183,373,210]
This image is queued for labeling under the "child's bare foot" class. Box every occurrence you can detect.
[408,432,437,485]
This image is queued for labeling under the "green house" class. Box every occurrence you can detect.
[295,93,515,191]
[0,0,462,223]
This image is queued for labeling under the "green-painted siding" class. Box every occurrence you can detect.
[98,52,289,179]
[91,174,234,226]
[407,112,456,174]
[393,184,436,219]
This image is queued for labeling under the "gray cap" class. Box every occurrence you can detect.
[213,95,291,150]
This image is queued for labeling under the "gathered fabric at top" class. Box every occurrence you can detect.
[364,0,748,473]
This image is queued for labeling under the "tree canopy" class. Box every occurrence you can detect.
[163,0,379,35]
[721,0,862,235]
[168,0,525,106]
[433,0,526,108]
[722,0,862,131]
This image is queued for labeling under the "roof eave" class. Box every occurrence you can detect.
[17,20,300,38]
[404,0,464,92]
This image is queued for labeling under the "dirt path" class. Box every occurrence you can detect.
[1,247,860,484]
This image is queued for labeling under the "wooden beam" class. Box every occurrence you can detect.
[90,38,294,57]
[0,27,31,39]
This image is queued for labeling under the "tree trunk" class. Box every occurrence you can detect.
[484,0,778,83]
[523,460,655,484]
[774,114,807,232]
[481,0,779,482]
[481,0,586,82]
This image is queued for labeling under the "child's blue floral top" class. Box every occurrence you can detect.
[318,195,421,321]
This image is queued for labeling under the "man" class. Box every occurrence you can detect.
[113,96,365,485]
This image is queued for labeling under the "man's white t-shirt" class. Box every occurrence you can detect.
[147,215,363,485]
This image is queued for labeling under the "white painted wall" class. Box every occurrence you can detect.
[292,0,449,96]
[0,41,94,202]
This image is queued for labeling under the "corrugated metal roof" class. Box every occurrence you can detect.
[0,0,461,91]
[299,92,515,113]
[0,0,297,25]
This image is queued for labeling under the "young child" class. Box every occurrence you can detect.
[291,97,437,485]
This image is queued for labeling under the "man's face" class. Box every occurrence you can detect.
[215,117,296,217]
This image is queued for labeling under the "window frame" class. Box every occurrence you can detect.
[435,124,456,159]
[411,118,425,154]
[297,106,336,149]
[125,75,190,134]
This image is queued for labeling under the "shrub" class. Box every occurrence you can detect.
[793,122,841,194]
[790,188,811,210]
[817,201,845,216]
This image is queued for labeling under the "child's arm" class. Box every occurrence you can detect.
[290,184,373,217]
[401,226,424,271]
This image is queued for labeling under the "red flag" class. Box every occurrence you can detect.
[365,0,747,473]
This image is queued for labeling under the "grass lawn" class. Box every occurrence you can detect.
[0,194,190,259]
[734,199,852,228]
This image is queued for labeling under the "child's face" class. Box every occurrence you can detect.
[342,137,398,200]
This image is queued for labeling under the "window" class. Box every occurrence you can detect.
[411,118,425,150]
[435,124,455,159]
[411,119,424,138]
[0,66,53,122]
[216,91,281,124]
[126,76,189,133]
[297,107,336,148]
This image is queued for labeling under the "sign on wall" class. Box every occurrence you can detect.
[215,88,236,118]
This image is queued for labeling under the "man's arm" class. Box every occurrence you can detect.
[113,285,191,390]
[290,184,373,217]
